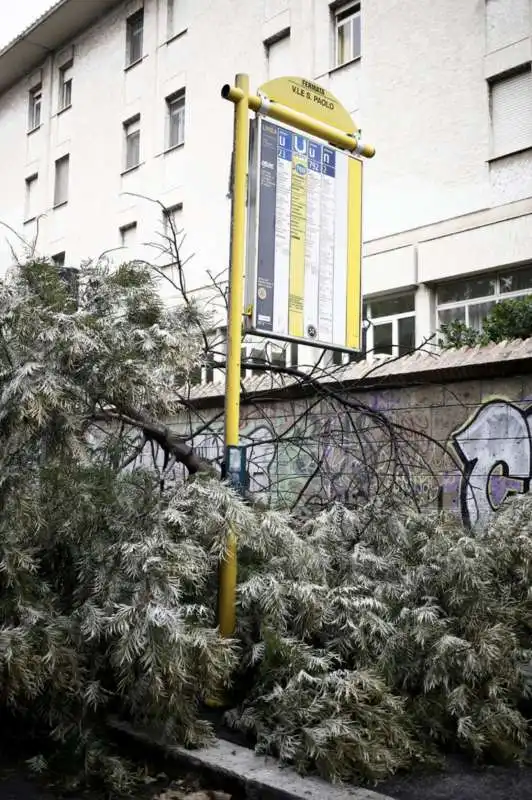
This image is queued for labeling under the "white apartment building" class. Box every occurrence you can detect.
[0,0,531,376]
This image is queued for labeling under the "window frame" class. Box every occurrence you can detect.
[58,62,73,112]
[163,202,184,239]
[333,1,361,69]
[24,173,38,222]
[186,326,226,385]
[365,292,416,356]
[489,66,532,159]
[120,221,138,247]
[125,8,144,68]
[240,336,290,380]
[123,115,141,172]
[53,154,70,208]
[189,355,216,386]
[28,85,42,132]
[52,251,66,269]
[436,265,532,331]
[166,90,186,150]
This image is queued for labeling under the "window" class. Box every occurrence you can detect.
[126,8,144,67]
[52,252,66,268]
[365,293,415,356]
[266,30,291,79]
[185,328,224,385]
[28,85,42,131]
[241,338,287,379]
[120,222,137,247]
[166,91,185,149]
[188,364,203,385]
[54,155,70,207]
[437,265,532,331]
[59,63,73,110]
[332,348,362,366]
[204,356,215,384]
[24,174,38,221]
[124,116,141,171]
[290,342,298,370]
[490,68,532,157]
[331,324,368,365]
[334,2,361,67]
[163,203,183,238]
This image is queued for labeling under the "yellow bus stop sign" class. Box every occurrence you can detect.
[257,76,358,136]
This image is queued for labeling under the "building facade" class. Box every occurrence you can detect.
[0,0,531,376]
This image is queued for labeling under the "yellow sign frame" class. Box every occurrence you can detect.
[245,116,364,352]
[215,73,375,648]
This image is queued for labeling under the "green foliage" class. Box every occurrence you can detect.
[440,295,532,348]
[228,497,532,783]
[439,319,481,348]
[0,467,243,788]
[0,258,233,790]
[481,295,532,343]
[2,257,532,792]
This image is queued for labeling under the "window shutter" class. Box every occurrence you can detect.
[490,69,532,157]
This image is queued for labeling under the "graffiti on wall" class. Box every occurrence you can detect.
[187,402,435,511]
[135,389,532,526]
[213,396,532,524]
[448,399,532,526]
[190,416,371,507]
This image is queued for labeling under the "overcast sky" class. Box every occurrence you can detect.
[0,0,55,49]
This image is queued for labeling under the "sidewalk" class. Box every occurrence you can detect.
[379,755,532,800]
[3,740,532,800]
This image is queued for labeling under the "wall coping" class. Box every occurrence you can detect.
[181,340,532,409]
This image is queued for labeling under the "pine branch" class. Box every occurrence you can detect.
[91,407,216,476]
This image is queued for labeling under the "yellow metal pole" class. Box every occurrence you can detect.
[218,73,249,639]
[217,74,373,643]
[221,84,376,158]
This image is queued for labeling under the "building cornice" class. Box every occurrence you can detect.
[0,0,123,96]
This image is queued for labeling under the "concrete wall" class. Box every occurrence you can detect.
[174,367,532,527]
[0,0,531,339]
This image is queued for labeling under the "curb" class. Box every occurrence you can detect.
[108,717,395,800]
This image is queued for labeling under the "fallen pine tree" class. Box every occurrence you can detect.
[0,258,531,791]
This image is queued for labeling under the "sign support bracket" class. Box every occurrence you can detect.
[221,82,375,157]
